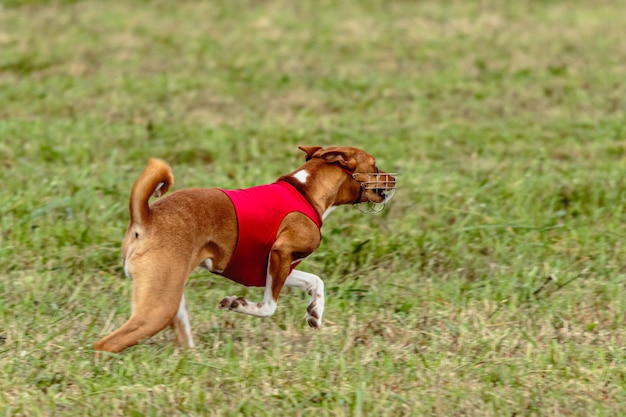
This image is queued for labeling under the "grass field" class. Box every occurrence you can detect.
[2,0,626,415]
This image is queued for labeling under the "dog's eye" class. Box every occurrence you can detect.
[135,232,139,238]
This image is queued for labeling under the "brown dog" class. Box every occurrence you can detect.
[93,146,396,353]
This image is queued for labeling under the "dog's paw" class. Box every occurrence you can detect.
[306,301,322,328]
[218,295,248,311]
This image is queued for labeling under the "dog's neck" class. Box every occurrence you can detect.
[279,159,355,221]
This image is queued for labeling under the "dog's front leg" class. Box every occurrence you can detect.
[218,246,292,318]
[285,269,325,328]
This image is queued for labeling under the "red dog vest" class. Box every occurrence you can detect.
[218,180,322,287]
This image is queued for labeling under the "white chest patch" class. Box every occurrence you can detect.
[293,170,310,184]
[322,206,337,220]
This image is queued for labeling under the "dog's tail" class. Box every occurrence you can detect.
[129,158,174,225]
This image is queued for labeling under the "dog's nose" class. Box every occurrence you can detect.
[375,187,395,199]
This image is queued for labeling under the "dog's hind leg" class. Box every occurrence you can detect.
[285,269,325,328]
[170,293,195,348]
[93,263,188,353]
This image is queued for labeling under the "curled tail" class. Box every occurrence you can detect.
[129,158,174,225]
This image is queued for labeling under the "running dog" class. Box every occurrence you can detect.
[93,146,396,353]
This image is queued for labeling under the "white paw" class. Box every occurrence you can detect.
[306,301,323,328]
[218,295,248,311]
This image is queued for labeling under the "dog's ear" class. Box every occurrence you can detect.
[317,149,357,171]
[299,146,358,170]
[298,146,323,161]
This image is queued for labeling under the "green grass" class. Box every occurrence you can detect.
[2,0,626,415]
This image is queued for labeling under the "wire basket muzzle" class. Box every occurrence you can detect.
[352,172,397,213]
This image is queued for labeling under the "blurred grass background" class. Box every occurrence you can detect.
[1,1,626,415]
